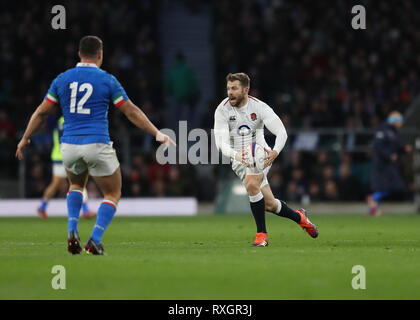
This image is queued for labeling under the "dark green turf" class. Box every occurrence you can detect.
[1,214,420,299]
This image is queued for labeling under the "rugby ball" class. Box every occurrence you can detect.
[245,142,266,173]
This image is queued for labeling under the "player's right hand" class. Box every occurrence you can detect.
[235,149,248,166]
[156,131,176,150]
[16,137,31,160]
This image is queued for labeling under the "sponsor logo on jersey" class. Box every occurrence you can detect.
[229,115,236,121]
[237,124,251,136]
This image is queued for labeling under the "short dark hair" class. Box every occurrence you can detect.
[79,35,103,58]
[226,72,250,88]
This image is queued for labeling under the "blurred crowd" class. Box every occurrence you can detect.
[214,0,420,128]
[1,0,417,202]
[212,0,419,201]
[0,0,172,197]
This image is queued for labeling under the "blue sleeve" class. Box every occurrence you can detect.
[44,77,59,104]
[109,74,129,107]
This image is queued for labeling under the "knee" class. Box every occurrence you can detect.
[245,179,260,195]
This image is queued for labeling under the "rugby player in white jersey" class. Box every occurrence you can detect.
[214,73,318,247]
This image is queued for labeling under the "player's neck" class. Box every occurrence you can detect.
[80,59,99,66]
[236,95,249,108]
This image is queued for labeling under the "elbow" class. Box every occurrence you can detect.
[279,129,288,144]
[125,109,136,121]
[36,109,49,120]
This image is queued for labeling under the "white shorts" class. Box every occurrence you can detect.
[231,159,271,188]
[61,143,120,177]
[52,163,67,178]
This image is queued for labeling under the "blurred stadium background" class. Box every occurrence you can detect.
[1,0,420,215]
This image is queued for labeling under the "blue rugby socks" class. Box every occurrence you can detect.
[90,200,117,244]
[67,189,84,234]
[39,199,48,212]
[82,202,90,214]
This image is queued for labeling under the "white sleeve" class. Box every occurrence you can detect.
[213,108,238,159]
[261,104,288,154]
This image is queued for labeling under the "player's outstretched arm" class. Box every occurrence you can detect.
[16,100,56,160]
[118,99,176,148]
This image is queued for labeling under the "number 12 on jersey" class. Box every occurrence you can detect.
[69,82,93,114]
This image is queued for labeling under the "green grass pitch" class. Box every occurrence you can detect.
[1,214,420,299]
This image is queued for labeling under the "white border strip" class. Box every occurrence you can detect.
[0,198,197,217]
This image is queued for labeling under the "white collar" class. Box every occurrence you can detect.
[76,62,98,68]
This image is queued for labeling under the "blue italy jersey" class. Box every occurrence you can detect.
[44,62,128,145]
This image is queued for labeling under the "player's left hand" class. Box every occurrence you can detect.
[263,148,278,168]
[16,137,31,160]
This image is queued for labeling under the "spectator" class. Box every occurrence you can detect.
[164,52,199,129]
[0,109,16,140]
[147,154,170,188]
[0,109,17,176]
[367,111,413,215]
[285,181,300,202]
[292,119,319,151]
[166,165,185,197]
[151,178,167,197]
[322,180,340,201]
[126,154,149,197]
[337,163,363,201]
[269,171,284,200]
[311,151,332,182]
[308,180,322,202]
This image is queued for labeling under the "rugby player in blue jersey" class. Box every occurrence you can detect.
[16,36,175,255]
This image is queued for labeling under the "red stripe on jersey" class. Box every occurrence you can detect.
[45,97,57,104]
[249,96,260,102]
[223,98,229,106]
[115,99,125,107]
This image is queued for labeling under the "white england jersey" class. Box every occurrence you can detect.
[213,95,288,160]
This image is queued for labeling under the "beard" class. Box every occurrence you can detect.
[229,94,245,107]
